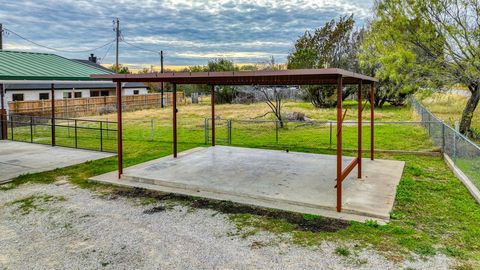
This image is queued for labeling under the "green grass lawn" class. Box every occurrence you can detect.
[2,101,479,268]
[7,100,436,153]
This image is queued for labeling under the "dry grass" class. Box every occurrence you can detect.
[86,100,416,122]
[418,92,480,133]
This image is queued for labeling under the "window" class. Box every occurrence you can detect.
[12,93,24,101]
[63,92,72,99]
[39,93,49,100]
[133,90,139,95]
[90,90,110,97]
[74,92,82,98]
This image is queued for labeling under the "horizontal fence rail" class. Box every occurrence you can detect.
[411,98,480,199]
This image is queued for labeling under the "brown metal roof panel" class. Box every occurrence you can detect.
[90,68,378,83]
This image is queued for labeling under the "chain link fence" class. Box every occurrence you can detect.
[411,98,480,195]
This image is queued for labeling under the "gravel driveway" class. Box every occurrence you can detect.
[0,182,453,269]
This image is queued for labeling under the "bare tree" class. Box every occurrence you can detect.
[257,86,286,127]
[255,56,287,127]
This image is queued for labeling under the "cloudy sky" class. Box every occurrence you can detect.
[1,0,374,69]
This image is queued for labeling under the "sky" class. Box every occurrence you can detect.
[0,0,375,70]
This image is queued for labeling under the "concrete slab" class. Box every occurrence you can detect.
[0,141,115,183]
[91,146,404,223]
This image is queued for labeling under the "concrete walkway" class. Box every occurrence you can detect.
[0,141,114,183]
[91,146,405,223]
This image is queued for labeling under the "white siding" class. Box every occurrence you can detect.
[5,90,40,102]
[122,88,148,96]
[5,87,148,103]
[54,89,91,99]
[5,89,91,102]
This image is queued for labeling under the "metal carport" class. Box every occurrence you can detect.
[92,68,378,213]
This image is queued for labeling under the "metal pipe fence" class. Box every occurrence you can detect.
[410,98,480,192]
[203,117,438,152]
[6,114,117,153]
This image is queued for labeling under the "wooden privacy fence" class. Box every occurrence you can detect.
[8,92,185,117]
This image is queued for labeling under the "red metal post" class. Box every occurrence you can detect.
[116,81,123,178]
[358,80,362,178]
[160,50,164,108]
[51,84,55,146]
[173,83,177,158]
[211,85,215,146]
[0,83,7,140]
[370,83,375,160]
[336,75,343,212]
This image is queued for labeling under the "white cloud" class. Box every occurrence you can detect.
[3,43,37,51]
[174,51,285,59]
[127,36,291,49]
[1,0,375,65]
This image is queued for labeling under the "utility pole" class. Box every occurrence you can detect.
[0,23,6,140]
[114,18,120,72]
[160,50,164,108]
[0,23,3,50]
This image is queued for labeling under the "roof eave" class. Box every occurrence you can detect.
[90,68,378,84]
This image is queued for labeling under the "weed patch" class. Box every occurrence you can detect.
[335,247,351,257]
[9,194,66,215]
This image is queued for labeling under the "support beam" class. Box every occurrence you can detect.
[173,83,177,158]
[0,83,7,140]
[0,23,3,50]
[160,50,164,108]
[51,84,55,146]
[370,83,375,160]
[336,75,343,212]
[211,85,215,146]
[358,80,362,178]
[116,81,123,178]
[340,158,359,183]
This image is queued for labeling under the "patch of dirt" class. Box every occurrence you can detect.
[112,187,172,201]
[250,241,268,249]
[110,187,350,233]
[190,199,350,233]
[143,206,166,214]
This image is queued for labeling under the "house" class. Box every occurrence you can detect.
[5,81,148,102]
[3,53,148,103]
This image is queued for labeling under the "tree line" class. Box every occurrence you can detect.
[287,0,479,137]
[121,0,480,138]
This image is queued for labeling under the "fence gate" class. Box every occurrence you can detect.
[204,118,231,145]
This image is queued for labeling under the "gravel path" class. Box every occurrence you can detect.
[0,182,453,270]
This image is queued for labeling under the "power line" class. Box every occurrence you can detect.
[120,34,161,54]
[4,28,115,53]
[99,42,114,64]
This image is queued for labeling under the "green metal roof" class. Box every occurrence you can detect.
[0,50,113,81]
